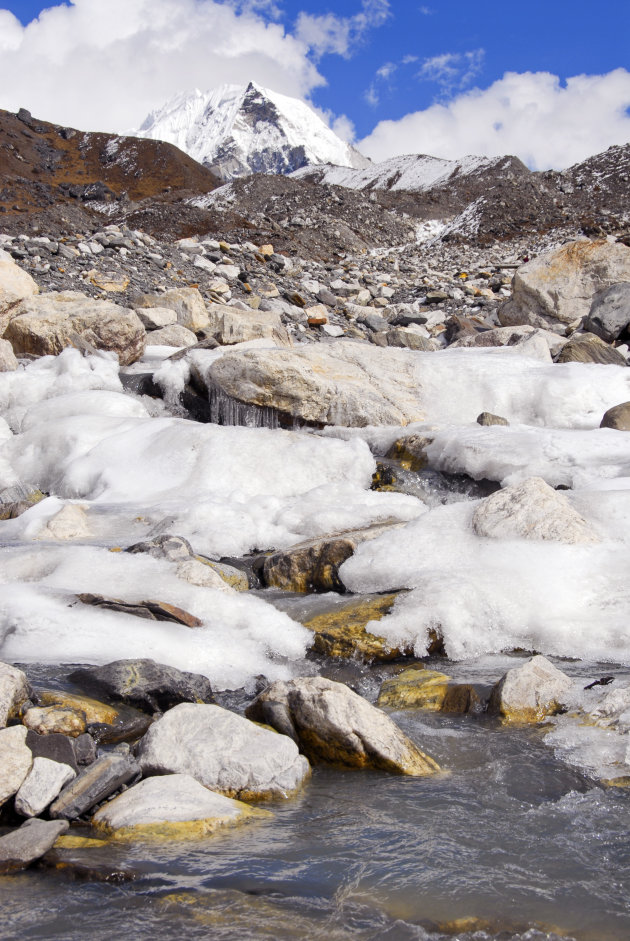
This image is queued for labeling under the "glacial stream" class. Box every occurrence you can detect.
[1,656,629,941]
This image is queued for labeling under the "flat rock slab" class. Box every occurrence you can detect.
[49,753,139,820]
[0,660,31,728]
[472,477,598,544]
[26,730,79,773]
[0,725,33,806]
[15,757,76,818]
[68,659,215,714]
[0,818,69,874]
[93,773,271,840]
[76,593,202,628]
[246,676,440,776]
[137,703,310,800]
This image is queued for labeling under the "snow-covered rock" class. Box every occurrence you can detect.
[135,81,369,181]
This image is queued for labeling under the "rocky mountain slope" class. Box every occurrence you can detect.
[135,82,370,180]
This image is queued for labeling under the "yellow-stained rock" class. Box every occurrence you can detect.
[195,557,249,591]
[87,270,130,293]
[303,594,408,662]
[23,705,86,737]
[36,689,119,726]
[378,667,451,710]
[384,434,433,471]
[54,834,109,850]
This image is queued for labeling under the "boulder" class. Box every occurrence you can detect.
[92,774,271,840]
[175,559,235,591]
[3,291,146,365]
[36,504,91,540]
[384,328,436,351]
[0,725,33,806]
[35,690,119,726]
[555,333,627,365]
[601,402,630,430]
[0,249,39,334]
[584,282,630,342]
[302,594,415,662]
[245,676,440,776]
[200,340,426,426]
[489,655,572,723]
[472,477,598,544]
[384,434,433,471]
[499,240,630,331]
[23,706,87,738]
[476,412,509,427]
[135,306,177,329]
[377,668,451,710]
[206,303,291,347]
[146,324,198,348]
[125,534,194,563]
[0,660,31,728]
[133,288,209,332]
[68,659,215,714]
[15,757,76,818]
[49,753,140,820]
[137,703,310,800]
[262,537,356,593]
[196,558,249,591]
[25,729,80,773]
[0,337,18,371]
[76,593,202,627]
[0,818,69,874]
[452,325,564,357]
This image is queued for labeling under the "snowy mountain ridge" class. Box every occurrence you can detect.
[135,81,370,181]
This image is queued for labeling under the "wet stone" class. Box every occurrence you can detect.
[0,818,69,874]
[49,754,140,820]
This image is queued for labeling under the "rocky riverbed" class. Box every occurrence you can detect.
[1,221,630,940]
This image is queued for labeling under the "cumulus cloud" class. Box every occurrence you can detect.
[360,69,630,170]
[0,0,381,132]
[295,0,389,59]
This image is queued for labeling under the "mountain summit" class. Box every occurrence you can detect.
[135,81,370,181]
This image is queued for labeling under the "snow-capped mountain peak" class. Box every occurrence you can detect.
[135,81,370,180]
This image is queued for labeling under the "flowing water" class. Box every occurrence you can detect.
[2,659,630,941]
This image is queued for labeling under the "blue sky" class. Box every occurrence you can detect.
[1,0,629,168]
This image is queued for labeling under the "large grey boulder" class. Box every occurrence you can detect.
[0,725,33,806]
[205,302,291,347]
[472,477,599,544]
[245,676,440,776]
[601,402,630,430]
[489,655,572,723]
[499,240,630,331]
[0,660,31,728]
[3,291,146,365]
[555,333,626,365]
[68,659,215,714]
[146,323,197,348]
[584,282,630,342]
[137,703,310,800]
[92,773,270,839]
[199,340,426,426]
[0,249,39,334]
[452,324,564,356]
[0,818,69,874]
[49,753,139,820]
[14,757,76,818]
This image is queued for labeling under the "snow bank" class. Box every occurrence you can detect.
[0,545,311,689]
[340,490,630,664]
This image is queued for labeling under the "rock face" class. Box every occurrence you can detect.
[0,725,33,806]
[0,660,31,728]
[68,659,215,714]
[0,249,39,333]
[245,676,440,776]
[205,302,291,347]
[472,477,598,544]
[489,655,572,723]
[499,240,630,331]
[92,773,270,839]
[601,402,630,430]
[0,818,69,874]
[584,282,630,342]
[137,703,310,800]
[202,340,425,426]
[15,757,76,818]
[3,291,146,364]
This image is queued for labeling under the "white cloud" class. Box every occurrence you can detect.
[0,0,333,132]
[417,49,484,94]
[295,0,389,59]
[360,69,630,170]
